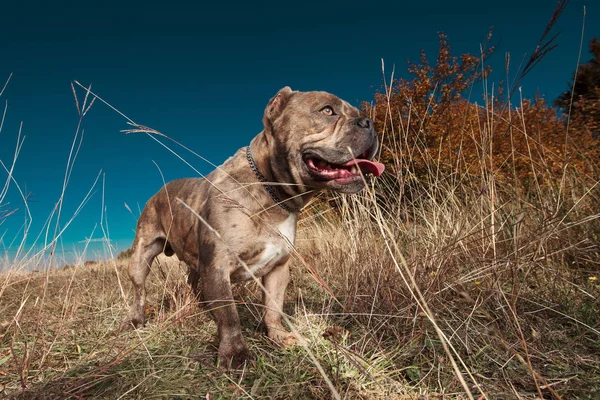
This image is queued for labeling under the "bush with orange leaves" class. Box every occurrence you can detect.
[363,34,600,192]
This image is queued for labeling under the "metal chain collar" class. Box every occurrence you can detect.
[245,146,300,214]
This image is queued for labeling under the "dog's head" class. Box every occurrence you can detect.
[263,87,384,194]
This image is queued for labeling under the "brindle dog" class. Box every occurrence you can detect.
[123,87,384,367]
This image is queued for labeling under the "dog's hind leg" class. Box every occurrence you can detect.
[122,235,164,329]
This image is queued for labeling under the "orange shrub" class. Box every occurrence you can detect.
[363,34,600,189]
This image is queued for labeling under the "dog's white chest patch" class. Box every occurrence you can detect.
[251,214,297,271]
[235,214,297,281]
[277,214,297,246]
[247,243,282,275]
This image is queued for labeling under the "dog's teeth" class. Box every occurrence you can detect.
[350,166,357,174]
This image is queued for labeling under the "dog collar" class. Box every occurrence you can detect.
[245,146,300,214]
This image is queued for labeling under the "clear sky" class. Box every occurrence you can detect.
[0,0,598,265]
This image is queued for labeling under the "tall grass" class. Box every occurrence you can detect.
[298,82,600,398]
[1,51,599,399]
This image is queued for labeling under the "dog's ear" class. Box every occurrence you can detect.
[263,86,294,130]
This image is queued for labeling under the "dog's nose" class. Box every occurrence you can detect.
[356,118,372,130]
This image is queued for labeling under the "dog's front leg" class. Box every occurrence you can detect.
[202,266,251,368]
[262,261,302,346]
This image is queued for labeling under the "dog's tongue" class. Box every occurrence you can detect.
[345,159,385,177]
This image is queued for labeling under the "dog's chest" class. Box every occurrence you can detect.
[231,214,297,282]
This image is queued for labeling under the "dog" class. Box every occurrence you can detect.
[123,87,384,367]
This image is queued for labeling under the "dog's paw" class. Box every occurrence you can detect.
[268,329,306,347]
[218,339,253,369]
[119,316,144,331]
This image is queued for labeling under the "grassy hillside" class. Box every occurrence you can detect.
[2,27,600,400]
[1,173,599,398]
[2,116,599,399]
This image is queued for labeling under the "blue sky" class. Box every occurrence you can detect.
[0,0,598,265]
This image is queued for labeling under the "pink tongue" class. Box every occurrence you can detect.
[344,159,385,177]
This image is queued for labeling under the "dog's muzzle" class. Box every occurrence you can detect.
[303,117,384,184]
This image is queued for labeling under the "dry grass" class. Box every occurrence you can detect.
[1,62,600,399]
[1,170,598,399]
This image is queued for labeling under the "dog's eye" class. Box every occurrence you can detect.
[320,106,335,116]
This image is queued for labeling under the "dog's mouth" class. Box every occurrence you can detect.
[303,151,385,182]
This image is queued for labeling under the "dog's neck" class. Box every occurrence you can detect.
[248,133,315,213]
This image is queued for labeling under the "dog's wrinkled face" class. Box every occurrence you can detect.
[264,87,384,193]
